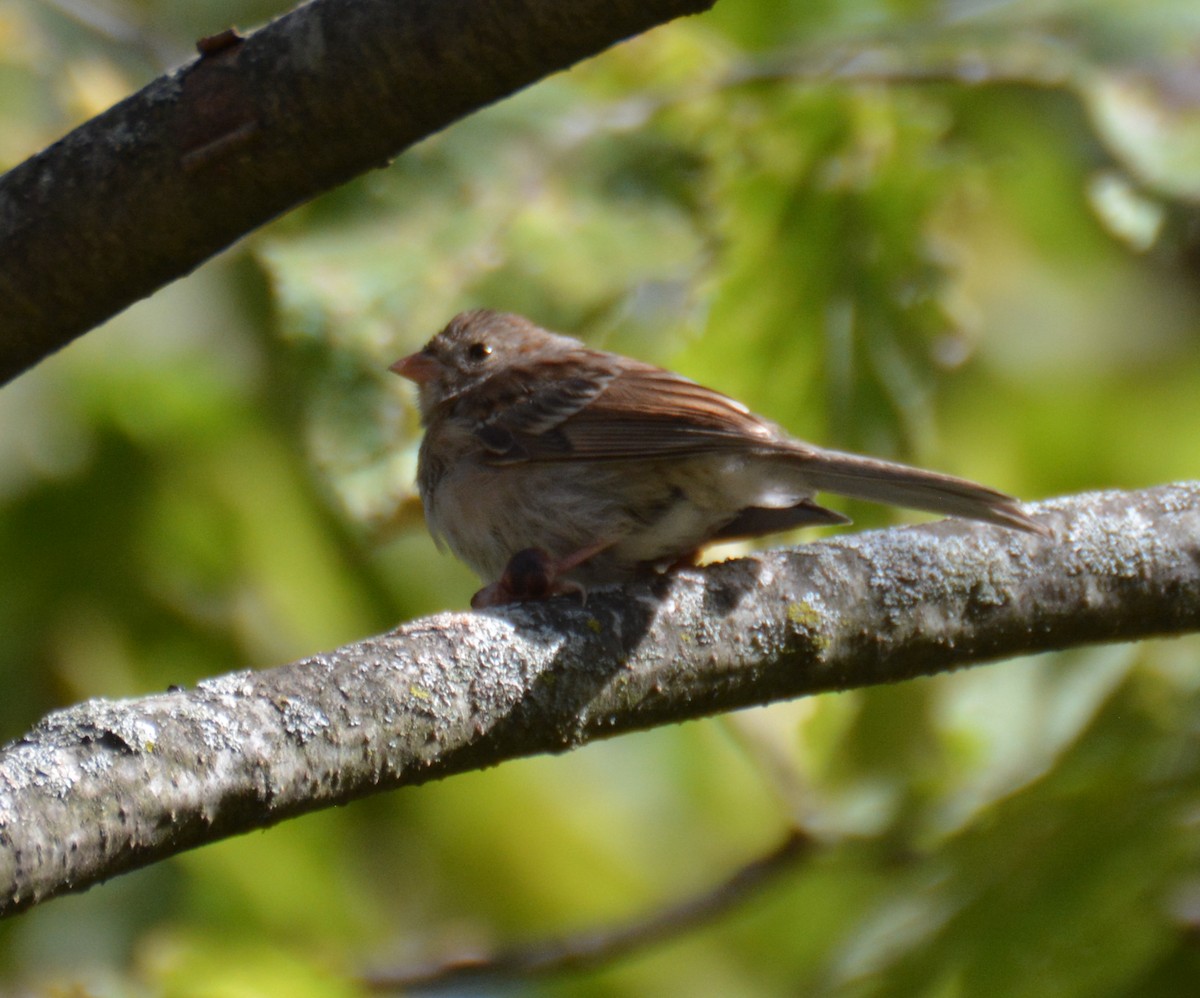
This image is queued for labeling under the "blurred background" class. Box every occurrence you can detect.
[2,0,1200,994]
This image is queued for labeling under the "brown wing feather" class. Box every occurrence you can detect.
[468,351,616,462]
[480,358,793,464]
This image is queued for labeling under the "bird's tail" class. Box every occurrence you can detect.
[793,447,1049,535]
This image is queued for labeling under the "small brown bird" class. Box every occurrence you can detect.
[392,310,1045,607]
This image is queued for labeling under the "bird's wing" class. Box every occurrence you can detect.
[476,357,800,464]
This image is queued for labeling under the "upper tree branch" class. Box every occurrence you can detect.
[1,482,1197,918]
[0,0,715,385]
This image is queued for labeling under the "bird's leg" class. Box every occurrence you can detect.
[664,549,703,572]
[471,548,557,608]
[470,539,614,609]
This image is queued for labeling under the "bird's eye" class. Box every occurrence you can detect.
[466,342,492,362]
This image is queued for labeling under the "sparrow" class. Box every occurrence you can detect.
[392,310,1047,607]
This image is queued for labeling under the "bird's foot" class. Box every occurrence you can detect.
[471,540,612,609]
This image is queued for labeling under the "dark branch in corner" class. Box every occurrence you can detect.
[1,482,1198,918]
[362,828,814,991]
[0,0,715,385]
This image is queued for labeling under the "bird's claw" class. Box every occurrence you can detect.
[470,540,611,609]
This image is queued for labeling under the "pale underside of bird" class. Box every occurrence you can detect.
[392,310,1047,607]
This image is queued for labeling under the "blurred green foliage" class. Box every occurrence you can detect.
[2,0,1200,995]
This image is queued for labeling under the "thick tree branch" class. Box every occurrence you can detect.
[1,482,1197,918]
[0,0,715,385]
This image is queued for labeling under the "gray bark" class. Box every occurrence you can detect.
[1,482,1197,918]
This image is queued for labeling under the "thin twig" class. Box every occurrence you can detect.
[363,828,814,992]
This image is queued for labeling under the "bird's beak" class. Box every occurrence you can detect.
[389,350,438,383]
